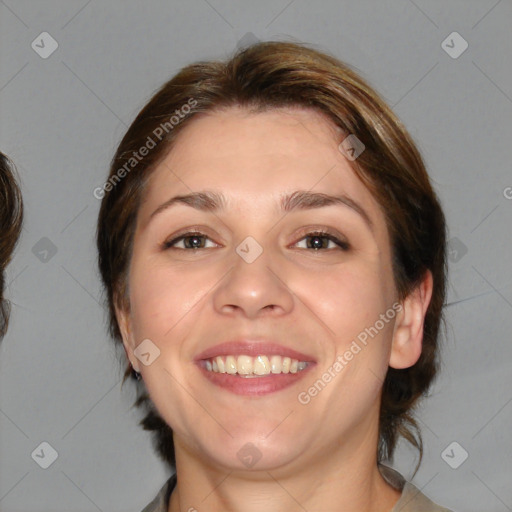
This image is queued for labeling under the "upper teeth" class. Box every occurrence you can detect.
[204,355,308,376]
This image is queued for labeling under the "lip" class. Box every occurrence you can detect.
[194,340,317,396]
[196,362,316,396]
[194,340,316,363]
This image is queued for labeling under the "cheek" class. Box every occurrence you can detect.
[306,262,392,339]
[127,257,217,349]
[301,260,396,399]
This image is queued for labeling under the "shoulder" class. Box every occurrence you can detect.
[379,464,455,512]
[140,474,176,512]
[397,480,454,511]
[141,467,455,512]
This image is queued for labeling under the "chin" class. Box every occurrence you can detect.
[198,434,306,473]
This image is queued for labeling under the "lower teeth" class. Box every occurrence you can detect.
[232,372,303,377]
[237,374,268,378]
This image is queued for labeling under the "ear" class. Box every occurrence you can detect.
[389,270,433,369]
[115,299,141,373]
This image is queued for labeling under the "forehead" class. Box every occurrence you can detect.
[140,106,383,225]
[162,106,342,176]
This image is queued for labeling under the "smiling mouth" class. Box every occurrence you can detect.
[197,353,314,396]
[201,354,310,377]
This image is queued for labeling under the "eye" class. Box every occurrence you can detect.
[293,230,350,251]
[163,231,218,250]
[162,229,350,251]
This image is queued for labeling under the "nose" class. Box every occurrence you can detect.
[212,240,295,319]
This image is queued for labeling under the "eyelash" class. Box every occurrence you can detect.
[162,229,350,252]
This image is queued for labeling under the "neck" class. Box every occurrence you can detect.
[167,427,401,512]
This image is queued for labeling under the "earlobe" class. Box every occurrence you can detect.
[389,270,433,369]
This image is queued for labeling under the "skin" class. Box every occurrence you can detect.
[116,106,433,512]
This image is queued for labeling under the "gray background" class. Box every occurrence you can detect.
[1,0,511,511]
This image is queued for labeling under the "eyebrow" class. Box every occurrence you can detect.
[149,189,374,231]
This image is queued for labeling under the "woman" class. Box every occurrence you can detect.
[0,151,23,340]
[96,41,451,511]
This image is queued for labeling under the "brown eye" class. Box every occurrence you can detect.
[163,232,216,250]
[162,229,349,252]
[294,231,350,251]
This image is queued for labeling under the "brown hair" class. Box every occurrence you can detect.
[0,152,23,339]
[96,41,447,472]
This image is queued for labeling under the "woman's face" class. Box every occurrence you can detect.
[118,106,415,472]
